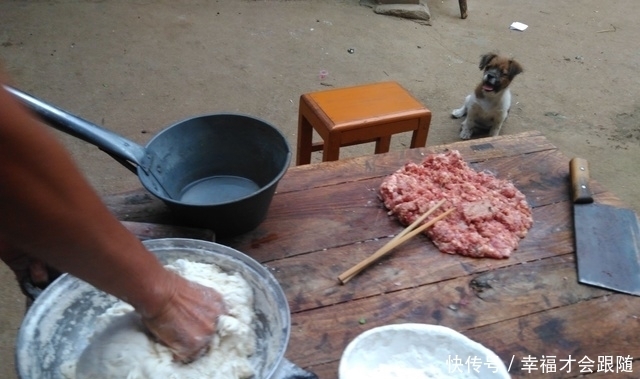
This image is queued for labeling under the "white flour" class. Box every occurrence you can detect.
[63,259,256,379]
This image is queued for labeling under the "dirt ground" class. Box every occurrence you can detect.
[1,1,638,377]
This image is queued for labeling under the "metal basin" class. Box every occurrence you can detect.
[16,239,315,379]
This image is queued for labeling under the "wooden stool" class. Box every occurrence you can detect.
[296,81,431,165]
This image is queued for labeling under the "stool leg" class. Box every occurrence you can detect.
[459,0,468,19]
[410,114,431,148]
[374,136,392,154]
[297,114,314,165]
[323,132,341,162]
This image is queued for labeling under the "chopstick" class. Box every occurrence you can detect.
[338,208,453,284]
[338,200,454,284]
[390,199,447,242]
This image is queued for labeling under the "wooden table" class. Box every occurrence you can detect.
[105,131,640,378]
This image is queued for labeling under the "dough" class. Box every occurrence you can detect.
[70,259,256,379]
[339,324,510,379]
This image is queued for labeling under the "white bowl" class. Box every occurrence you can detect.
[339,323,510,379]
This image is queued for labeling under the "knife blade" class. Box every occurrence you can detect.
[570,157,640,296]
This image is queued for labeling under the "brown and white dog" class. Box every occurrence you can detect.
[452,53,523,140]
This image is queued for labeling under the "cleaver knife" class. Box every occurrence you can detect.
[570,158,640,296]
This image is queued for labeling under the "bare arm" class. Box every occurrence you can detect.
[0,81,224,362]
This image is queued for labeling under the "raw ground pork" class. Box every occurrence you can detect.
[379,150,533,259]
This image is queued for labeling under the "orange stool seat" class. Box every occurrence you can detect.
[296,81,431,165]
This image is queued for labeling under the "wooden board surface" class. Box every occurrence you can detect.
[120,221,214,242]
[103,131,640,378]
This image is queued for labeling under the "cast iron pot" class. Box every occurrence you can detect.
[16,238,317,379]
[5,86,291,237]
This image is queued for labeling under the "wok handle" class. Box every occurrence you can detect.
[4,85,146,173]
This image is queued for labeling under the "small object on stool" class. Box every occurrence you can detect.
[296,81,431,165]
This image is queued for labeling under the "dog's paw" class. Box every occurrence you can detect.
[459,127,473,140]
[451,107,466,119]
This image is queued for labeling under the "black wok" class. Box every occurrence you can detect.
[5,86,291,236]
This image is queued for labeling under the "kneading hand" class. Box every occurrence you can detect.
[140,272,227,363]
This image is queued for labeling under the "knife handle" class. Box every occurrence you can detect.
[570,157,594,204]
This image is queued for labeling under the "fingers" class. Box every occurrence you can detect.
[163,323,215,363]
[173,338,211,364]
[29,260,50,286]
[0,242,49,283]
[141,276,226,364]
[0,243,53,299]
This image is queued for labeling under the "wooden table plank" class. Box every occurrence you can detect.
[120,221,214,241]
[276,130,556,194]
[467,294,640,378]
[285,256,640,379]
[259,199,574,314]
[308,354,640,379]
[102,131,556,222]
[104,190,171,223]
[222,142,610,257]
[305,291,640,379]
[226,178,573,263]
[103,131,607,240]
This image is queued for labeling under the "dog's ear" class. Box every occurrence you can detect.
[479,53,497,70]
[508,59,524,79]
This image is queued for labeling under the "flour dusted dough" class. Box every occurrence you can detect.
[339,324,510,379]
[71,259,256,379]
